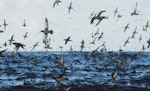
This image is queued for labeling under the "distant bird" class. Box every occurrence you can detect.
[147,38,150,48]
[116,13,122,22]
[0,30,4,33]
[139,35,142,43]
[64,36,72,45]
[98,32,104,41]
[114,7,118,17]
[53,0,61,8]
[32,42,39,50]
[41,18,53,44]
[145,20,150,31]
[124,37,130,47]
[8,35,15,45]
[23,32,28,39]
[3,19,8,30]
[124,23,129,32]
[3,42,7,47]
[89,37,97,44]
[92,46,100,53]
[131,2,139,16]
[131,27,138,38]
[0,49,7,57]
[68,2,73,14]
[94,28,100,36]
[91,11,108,26]
[12,42,25,55]
[101,41,105,47]
[23,19,27,27]
[80,40,85,52]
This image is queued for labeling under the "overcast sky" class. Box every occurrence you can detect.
[0,0,150,51]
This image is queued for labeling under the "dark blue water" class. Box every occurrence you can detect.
[0,51,150,90]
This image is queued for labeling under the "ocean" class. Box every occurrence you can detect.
[0,51,150,91]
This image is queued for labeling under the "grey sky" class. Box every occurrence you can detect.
[0,0,150,51]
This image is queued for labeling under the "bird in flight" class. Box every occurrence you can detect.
[32,42,39,50]
[3,19,8,30]
[68,2,73,14]
[23,32,28,39]
[124,37,130,47]
[124,23,129,32]
[41,18,53,44]
[145,20,150,31]
[0,30,4,33]
[147,38,150,48]
[131,2,139,16]
[53,0,61,8]
[98,32,104,41]
[80,40,85,52]
[114,7,118,17]
[64,36,72,45]
[12,42,25,55]
[8,35,15,45]
[131,27,138,38]
[23,19,27,27]
[0,49,7,58]
[91,10,108,26]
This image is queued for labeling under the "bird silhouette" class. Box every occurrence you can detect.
[64,36,72,45]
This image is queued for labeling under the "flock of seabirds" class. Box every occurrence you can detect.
[0,0,150,90]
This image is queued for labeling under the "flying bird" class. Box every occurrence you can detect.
[114,7,118,17]
[98,32,104,41]
[124,37,130,47]
[41,18,53,44]
[80,40,85,52]
[124,23,129,32]
[68,2,73,14]
[23,19,27,27]
[145,20,150,31]
[23,32,28,39]
[0,30,4,33]
[147,38,150,48]
[64,36,72,45]
[3,19,8,30]
[91,11,108,26]
[53,0,61,8]
[131,2,139,16]
[8,35,15,45]
[0,49,7,57]
[131,27,138,38]
[32,42,39,50]
[139,35,142,43]
[12,42,25,55]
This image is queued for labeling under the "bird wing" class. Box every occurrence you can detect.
[91,17,96,24]
[45,18,49,29]
[97,10,106,17]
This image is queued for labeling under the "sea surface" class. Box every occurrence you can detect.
[0,51,150,91]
